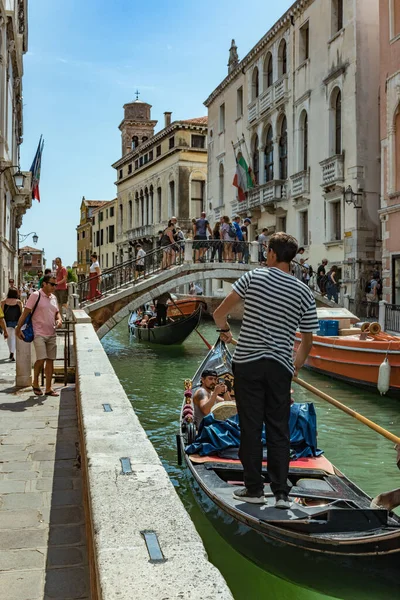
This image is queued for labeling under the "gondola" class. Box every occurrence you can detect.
[178,339,400,598]
[129,304,202,345]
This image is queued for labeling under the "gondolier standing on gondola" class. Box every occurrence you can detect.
[214,232,318,508]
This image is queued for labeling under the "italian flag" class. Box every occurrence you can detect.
[233,152,254,201]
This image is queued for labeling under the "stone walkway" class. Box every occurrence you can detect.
[0,342,90,599]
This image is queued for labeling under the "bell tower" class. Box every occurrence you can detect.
[119,92,158,156]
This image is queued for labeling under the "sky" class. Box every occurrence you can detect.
[20,0,294,266]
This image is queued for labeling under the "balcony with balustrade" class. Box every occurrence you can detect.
[290,169,310,197]
[320,154,344,189]
[245,180,287,212]
[213,205,225,221]
[127,224,155,240]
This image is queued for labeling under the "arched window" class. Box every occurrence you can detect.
[264,127,274,182]
[142,136,148,143]
[149,185,154,224]
[219,163,224,205]
[263,53,273,89]
[252,136,259,185]
[132,136,139,149]
[278,40,287,77]
[335,91,342,154]
[144,187,149,225]
[395,109,400,191]
[279,117,288,180]
[252,67,259,100]
[135,192,139,223]
[139,190,144,225]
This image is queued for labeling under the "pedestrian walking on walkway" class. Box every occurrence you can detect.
[1,289,22,361]
[326,265,339,303]
[135,244,146,279]
[214,232,318,508]
[88,253,102,300]
[55,257,68,313]
[15,274,62,396]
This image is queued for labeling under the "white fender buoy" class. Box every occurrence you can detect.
[377,358,391,396]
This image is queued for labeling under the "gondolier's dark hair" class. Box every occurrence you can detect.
[201,369,218,378]
[268,232,298,264]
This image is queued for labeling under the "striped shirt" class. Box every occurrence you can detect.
[232,267,318,374]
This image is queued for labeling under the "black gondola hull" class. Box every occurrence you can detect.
[130,305,202,345]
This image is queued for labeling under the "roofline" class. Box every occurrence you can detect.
[203,0,312,107]
[112,120,208,169]
[91,199,117,213]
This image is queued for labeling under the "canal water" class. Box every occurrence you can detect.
[102,320,399,600]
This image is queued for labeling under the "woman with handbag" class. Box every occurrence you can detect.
[1,288,22,361]
[88,253,102,301]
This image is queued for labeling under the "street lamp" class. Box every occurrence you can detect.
[18,231,39,244]
[0,164,26,189]
[344,185,363,209]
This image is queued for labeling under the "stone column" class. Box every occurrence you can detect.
[184,239,193,263]
[250,241,259,264]
[343,293,350,311]
[16,337,32,388]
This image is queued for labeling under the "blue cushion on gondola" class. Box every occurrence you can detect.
[185,402,322,458]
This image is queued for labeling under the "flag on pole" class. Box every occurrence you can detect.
[30,136,44,202]
[232,151,253,201]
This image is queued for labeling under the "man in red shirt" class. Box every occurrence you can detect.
[55,257,68,312]
[15,275,62,396]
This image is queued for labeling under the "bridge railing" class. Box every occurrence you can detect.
[77,240,254,304]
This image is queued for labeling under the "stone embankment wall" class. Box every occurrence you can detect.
[73,310,233,599]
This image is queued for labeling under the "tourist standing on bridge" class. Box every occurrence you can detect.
[241,218,251,264]
[193,211,212,263]
[55,257,68,314]
[317,259,328,295]
[257,228,269,265]
[214,232,318,508]
[88,254,102,301]
[220,215,235,262]
[16,274,63,397]
[232,216,245,263]
[135,244,146,279]
[160,221,176,269]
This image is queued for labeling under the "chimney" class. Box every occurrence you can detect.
[164,112,172,128]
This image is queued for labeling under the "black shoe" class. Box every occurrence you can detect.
[9,353,13,360]
[274,492,292,509]
[233,487,265,504]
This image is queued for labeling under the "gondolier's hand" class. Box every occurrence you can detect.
[220,330,232,344]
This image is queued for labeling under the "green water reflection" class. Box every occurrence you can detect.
[102,320,399,600]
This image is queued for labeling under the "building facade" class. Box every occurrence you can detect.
[205,0,381,299]
[76,198,110,281]
[19,245,45,279]
[0,1,32,296]
[379,0,400,304]
[92,198,117,270]
[112,99,207,262]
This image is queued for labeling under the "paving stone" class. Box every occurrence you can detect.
[46,506,84,525]
[0,569,44,600]
[3,492,46,509]
[49,524,85,546]
[30,450,56,461]
[0,461,35,472]
[6,471,40,480]
[0,527,48,549]
[0,480,26,493]
[43,567,88,599]
[46,546,87,567]
[0,510,43,529]
[0,548,46,570]
[50,489,82,507]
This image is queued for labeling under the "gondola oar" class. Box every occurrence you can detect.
[294,377,400,445]
[230,337,400,444]
[171,299,212,349]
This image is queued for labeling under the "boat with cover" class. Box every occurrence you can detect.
[129,304,202,345]
[293,308,400,396]
[178,339,400,597]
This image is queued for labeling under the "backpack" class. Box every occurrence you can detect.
[227,224,237,239]
[365,281,371,294]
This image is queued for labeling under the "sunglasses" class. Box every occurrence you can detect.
[47,282,57,287]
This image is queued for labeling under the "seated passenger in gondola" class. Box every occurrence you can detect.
[193,369,233,427]
[371,443,400,511]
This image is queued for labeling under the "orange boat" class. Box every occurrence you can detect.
[167,297,207,318]
[294,315,400,396]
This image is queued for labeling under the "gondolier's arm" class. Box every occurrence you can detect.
[213,290,242,344]
[293,333,313,376]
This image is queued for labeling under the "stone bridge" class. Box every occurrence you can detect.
[84,262,256,339]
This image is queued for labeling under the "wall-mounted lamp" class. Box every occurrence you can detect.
[344,185,363,209]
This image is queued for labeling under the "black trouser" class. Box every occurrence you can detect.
[233,358,291,496]
[157,303,167,326]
